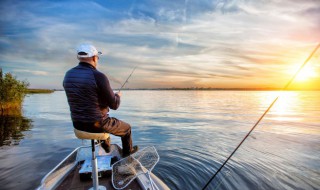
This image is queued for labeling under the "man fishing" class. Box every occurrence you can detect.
[63,44,138,157]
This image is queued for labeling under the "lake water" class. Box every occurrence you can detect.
[0,90,319,190]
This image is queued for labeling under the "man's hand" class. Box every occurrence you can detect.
[101,108,109,119]
[116,91,122,97]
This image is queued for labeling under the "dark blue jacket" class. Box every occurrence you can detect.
[63,62,120,125]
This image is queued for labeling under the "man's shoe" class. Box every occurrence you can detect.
[100,140,111,153]
[131,145,139,155]
[122,145,139,157]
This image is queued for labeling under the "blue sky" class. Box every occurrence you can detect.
[0,0,319,89]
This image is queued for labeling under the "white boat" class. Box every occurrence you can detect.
[37,144,170,190]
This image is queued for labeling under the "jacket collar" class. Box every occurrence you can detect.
[79,62,96,70]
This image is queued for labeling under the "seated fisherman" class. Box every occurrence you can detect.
[63,44,138,157]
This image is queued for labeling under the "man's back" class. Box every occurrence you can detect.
[63,62,102,122]
[64,44,136,156]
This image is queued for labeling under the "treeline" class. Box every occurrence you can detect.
[27,89,54,94]
[0,69,29,115]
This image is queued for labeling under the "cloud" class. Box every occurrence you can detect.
[13,69,48,76]
[0,0,319,89]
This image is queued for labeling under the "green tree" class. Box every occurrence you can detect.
[0,68,29,115]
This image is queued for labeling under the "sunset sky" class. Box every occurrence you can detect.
[0,0,319,90]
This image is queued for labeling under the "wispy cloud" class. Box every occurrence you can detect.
[13,69,48,76]
[0,0,319,89]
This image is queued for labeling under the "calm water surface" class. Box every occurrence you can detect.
[0,91,319,190]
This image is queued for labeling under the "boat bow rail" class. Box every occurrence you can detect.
[37,147,80,190]
[37,145,170,190]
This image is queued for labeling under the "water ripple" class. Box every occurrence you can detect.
[1,91,320,190]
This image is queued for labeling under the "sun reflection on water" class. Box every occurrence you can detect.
[271,92,302,121]
[259,91,320,135]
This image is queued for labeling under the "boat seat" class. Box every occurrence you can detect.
[73,128,109,190]
[74,128,110,140]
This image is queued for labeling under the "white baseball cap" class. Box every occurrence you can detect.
[77,44,102,58]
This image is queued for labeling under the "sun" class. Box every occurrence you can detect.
[295,65,317,82]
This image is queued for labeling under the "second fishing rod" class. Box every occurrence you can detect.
[118,66,138,92]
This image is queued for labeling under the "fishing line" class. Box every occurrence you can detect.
[202,43,320,190]
[119,66,137,92]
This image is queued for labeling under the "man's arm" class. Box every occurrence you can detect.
[93,70,120,110]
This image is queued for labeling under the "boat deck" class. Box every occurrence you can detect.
[56,165,142,190]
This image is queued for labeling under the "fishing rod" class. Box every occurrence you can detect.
[202,43,320,190]
[119,66,137,92]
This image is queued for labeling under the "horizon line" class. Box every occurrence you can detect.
[31,87,320,91]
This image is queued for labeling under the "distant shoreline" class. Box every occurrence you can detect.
[118,88,319,91]
[51,88,319,91]
[27,89,54,94]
